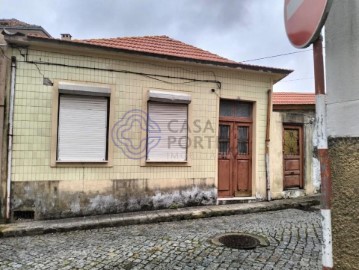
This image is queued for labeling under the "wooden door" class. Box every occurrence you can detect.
[218,121,252,197]
[218,122,233,197]
[234,124,252,196]
[283,125,303,189]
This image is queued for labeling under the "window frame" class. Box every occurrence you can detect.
[51,81,114,167]
[141,89,192,166]
[219,99,253,123]
[146,101,189,163]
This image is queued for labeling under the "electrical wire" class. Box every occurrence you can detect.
[17,59,222,89]
[327,98,359,105]
[241,48,313,63]
[280,77,314,83]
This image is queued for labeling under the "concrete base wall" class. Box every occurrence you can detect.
[329,137,359,269]
[11,178,216,220]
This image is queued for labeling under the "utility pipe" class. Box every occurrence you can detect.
[265,89,272,201]
[313,37,333,270]
[6,56,16,221]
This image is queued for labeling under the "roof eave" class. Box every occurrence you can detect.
[4,34,292,78]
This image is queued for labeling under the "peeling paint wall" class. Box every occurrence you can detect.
[12,178,216,219]
[6,46,273,220]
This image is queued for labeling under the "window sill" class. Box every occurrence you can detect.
[52,160,112,168]
[142,160,191,167]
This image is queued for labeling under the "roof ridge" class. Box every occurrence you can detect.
[78,35,170,42]
[78,35,235,63]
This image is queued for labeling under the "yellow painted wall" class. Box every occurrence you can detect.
[270,112,284,198]
[11,47,272,198]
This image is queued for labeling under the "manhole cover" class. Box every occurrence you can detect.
[218,234,259,249]
[211,232,269,250]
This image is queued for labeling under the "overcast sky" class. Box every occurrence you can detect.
[1,0,315,92]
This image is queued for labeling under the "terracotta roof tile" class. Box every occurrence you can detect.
[0,19,31,27]
[273,92,315,105]
[77,35,236,64]
[18,33,291,74]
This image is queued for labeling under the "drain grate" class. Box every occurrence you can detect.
[211,232,269,250]
[218,234,259,249]
[13,210,35,220]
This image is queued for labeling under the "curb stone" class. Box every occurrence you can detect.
[0,195,320,238]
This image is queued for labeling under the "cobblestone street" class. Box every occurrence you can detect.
[0,208,322,270]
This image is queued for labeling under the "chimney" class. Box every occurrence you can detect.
[61,33,72,41]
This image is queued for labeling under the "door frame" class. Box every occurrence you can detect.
[218,119,253,198]
[282,124,304,189]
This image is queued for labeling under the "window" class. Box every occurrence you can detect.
[219,100,252,118]
[56,82,110,162]
[146,90,191,162]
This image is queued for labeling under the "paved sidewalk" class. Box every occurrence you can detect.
[0,195,319,238]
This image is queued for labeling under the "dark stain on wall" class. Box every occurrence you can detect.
[329,137,359,269]
[11,178,216,220]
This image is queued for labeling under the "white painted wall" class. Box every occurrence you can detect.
[325,0,359,137]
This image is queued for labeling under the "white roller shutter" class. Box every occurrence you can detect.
[147,102,188,162]
[57,95,108,162]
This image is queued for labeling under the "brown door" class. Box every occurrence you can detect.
[283,125,303,189]
[218,121,252,197]
[234,123,252,196]
[218,122,233,197]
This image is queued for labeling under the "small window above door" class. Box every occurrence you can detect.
[219,100,253,118]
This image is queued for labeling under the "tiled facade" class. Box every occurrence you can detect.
[8,45,273,219]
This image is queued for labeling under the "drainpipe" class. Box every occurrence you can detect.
[0,54,8,221]
[6,56,16,221]
[313,37,333,270]
[265,89,272,201]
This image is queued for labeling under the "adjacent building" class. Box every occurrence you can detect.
[325,1,359,268]
[270,92,319,199]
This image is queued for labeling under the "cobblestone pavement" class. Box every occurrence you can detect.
[0,208,321,270]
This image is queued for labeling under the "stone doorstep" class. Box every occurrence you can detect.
[0,195,320,238]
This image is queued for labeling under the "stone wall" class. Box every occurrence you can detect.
[329,137,359,269]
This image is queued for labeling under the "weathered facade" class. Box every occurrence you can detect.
[270,93,319,199]
[0,21,291,221]
[326,1,359,268]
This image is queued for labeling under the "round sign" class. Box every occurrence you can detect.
[284,0,333,48]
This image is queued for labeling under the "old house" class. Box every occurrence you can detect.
[0,19,293,221]
[270,92,320,199]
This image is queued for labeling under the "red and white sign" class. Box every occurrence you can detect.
[284,0,333,48]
